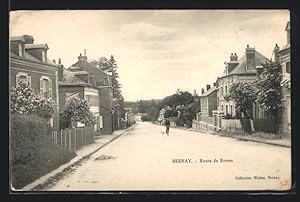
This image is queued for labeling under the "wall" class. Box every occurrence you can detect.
[208,90,217,117]
[10,57,60,130]
[221,119,243,133]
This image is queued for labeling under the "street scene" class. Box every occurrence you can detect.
[46,122,291,191]
[9,10,291,191]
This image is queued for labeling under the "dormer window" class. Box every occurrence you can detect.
[18,44,23,57]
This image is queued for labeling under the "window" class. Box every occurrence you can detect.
[40,76,52,98]
[226,105,228,114]
[230,105,233,115]
[221,87,224,96]
[225,86,228,94]
[16,72,31,87]
[221,105,224,112]
[104,78,108,85]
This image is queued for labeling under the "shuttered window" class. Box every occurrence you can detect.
[40,76,52,98]
[16,72,31,87]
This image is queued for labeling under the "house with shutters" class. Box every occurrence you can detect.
[58,66,102,133]
[9,35,60,130]
[66,51,114,134]
[215,45,270,118]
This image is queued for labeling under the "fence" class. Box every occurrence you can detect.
[50,126,95,152]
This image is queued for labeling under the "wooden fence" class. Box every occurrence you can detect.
[50,126,95,152]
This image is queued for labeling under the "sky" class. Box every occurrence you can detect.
[10,10,289,101]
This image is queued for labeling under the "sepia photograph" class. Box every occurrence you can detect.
[9,10,292,192]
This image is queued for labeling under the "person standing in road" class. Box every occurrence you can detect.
[165,118,171,136]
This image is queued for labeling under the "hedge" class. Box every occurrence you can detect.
[253,118,279,133]
[10,114,76,189]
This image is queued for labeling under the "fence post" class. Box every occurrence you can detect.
[64,129,67,149]
[74,128,77,151]
[55,131,58,145]
[69,129,72,151]
[60,130,63,148]
[229,124,231,133]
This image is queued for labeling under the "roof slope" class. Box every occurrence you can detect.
[199,87,217,97]
[59,68,90,86]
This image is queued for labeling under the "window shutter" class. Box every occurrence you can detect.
[28,76,32,87]
[16,74,20,87]
[49,79,52,99]
[282,63,286,74]
[40,77,43,96]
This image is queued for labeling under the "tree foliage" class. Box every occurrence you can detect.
[60,98,96,126]
[10,80,55,120]
[229,81,257,118]
[255,61,282,119]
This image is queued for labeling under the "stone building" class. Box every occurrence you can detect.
[68,51,114,134]
[279,21,291,136]
[215,45,269,118]
[10,35,60,130]
[58,67,102,133]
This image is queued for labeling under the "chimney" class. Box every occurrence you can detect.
[206,84,211,91]
[78,50,88,61]
[201,88,205,94]
[273,43,280,62]
[227,52,239,73]
[256,65,264,78]
[25,43,49,62]
[246,44,256,71]
[57,58,64,81]
[213,82,216,87]
[23,35,34,44]
[10,36,25,57]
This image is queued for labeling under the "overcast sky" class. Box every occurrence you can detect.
[10,10,289,101]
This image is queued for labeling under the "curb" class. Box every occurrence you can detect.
[174,125,290,148]
[18,124,137,191]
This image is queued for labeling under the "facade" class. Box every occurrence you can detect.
[58,69,101,132]
[10,35,60,130]
[68,51,114,134]
[193,84,217,130]
[279,21,291,136]
[216,45,269,118]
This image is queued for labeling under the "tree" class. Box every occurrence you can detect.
[60,98,96,128]
[10,80,55,120]
[255,61,282,131]
[229,81,257,118]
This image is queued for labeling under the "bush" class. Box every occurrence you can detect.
[224,113,233,119]
[11,114,76,189]
[175,117,184,127]
[253,118,278,133]
[240,118,252,134]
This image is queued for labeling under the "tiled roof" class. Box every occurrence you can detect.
[199,86,217,97]
[59,68,90,86]
[73,70,89,75]
[25,44,49,49]
[70,60,110,76]
[219,50,269,78]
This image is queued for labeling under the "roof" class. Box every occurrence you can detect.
[10,36,25,42]
[72,70,89,75]
[70,60,111,77]
[218,49,269,79]
[59,68,90,86]
[25,43,49,49]
[199,86,217,97]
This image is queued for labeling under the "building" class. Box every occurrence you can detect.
[58,67,102,133]
[193,84,217,130]
[10,35,60,130]
[279,21,291,136]
[68,51,114,134]
[215,45,270,118]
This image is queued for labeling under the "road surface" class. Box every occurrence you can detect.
[47,122,291,191]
